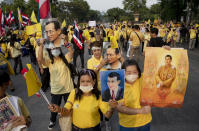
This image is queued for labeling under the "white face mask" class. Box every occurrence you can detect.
[125,74,138,83]
[80,85,93,93]
[51,48,61,57]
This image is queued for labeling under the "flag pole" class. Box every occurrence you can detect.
[39,89,50,105]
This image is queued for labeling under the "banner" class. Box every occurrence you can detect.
[140,47,189,108]
[26,23,41,35]
[88,21,96,27]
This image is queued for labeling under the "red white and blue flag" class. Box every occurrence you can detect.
[7,10,15,25]
[0,8,5,36]
[10,10,15,24]
[21,13,30,26]
[72,21,84,50]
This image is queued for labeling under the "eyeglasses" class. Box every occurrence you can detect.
[44,30,55,35]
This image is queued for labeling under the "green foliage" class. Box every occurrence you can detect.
[106,8,126,22]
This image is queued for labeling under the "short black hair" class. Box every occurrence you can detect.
[45,20,60,30]
[107,46,120,55]
[134,25,140,30]
[108,72,120,81]
[165,55,172,60]
[61,27,68,35]
[122,59,141,78]
[89,32,95,37]
[90,41,102,49]
[150,28,159,35]
[0,70,10,86]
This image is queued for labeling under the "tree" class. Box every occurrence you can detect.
[87,10,101,21]
[123,0,147,21]
[106,8,126,22]
[26,0,39,17]
[123,0,146,13]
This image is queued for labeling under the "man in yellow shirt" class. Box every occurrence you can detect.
[38,20,74,130]
[129,25,144,62]
[189,27,197,49]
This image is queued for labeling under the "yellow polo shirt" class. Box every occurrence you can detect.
[119,76,152,127]
[45,54,74,94]
[87,56,103,90]
[129,31,144,47]
[190,29,196,39]
[64,89,109,128]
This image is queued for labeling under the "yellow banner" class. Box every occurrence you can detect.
[26,23,41,35]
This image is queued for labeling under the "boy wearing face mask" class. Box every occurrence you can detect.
[38,20,74,130]
[109,59,152,131]
[49,69,114,131]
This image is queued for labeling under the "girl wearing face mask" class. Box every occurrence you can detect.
[109,59,152,131]
[49,69,114,131]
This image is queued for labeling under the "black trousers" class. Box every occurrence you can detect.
[73,50,84,68]
[72,124,101,131]
[40,68,50,92]
[50,93,70,123]
[13,55,23,73]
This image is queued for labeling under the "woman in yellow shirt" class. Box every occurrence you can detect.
[49,69,113,131]
[110,59,152,131]
[7,34,23,74]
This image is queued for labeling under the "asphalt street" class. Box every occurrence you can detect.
[6,44,199,131]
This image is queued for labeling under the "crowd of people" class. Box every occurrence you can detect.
[0,19,198,131]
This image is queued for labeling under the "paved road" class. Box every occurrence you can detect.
[7,44,199,131]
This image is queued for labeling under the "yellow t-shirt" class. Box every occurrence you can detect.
[190,29,196,39]
[87,56,103,90]
[129,31,144,47]
[35,45,49,68]
[110,36,118,48]
[64,89,109,128]
[7,42,22,58]
[83,29,90,41]
[114,30,119,41]
[119,76,152,127]
[45,54,74,94]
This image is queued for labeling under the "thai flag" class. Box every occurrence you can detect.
[72,21,84,50]
[39,0,50,19]
[7,10,14,25]
[10,10,15,23]
[21,13,30,26]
